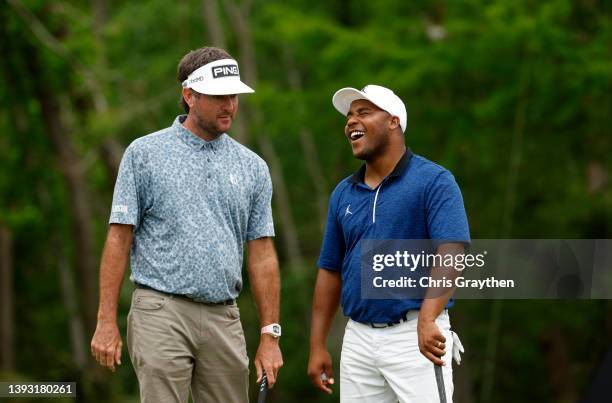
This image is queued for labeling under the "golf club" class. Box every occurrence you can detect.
[434,364,447,403]
[257,370,268,403]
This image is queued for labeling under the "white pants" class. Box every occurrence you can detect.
[340,310,454,403]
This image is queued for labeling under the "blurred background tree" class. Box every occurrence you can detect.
[0,0,610,401]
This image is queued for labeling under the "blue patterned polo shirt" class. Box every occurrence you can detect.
[109,115,275,302]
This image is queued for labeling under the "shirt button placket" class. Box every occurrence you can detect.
[204,145,212,180]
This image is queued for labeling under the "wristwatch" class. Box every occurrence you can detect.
[261,323,282,338]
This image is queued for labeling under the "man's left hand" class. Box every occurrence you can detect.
[254,336,283,389]
[417,319,446,366]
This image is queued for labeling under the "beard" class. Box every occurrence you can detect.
[353,135,390,161]
[191,105,232,139]
[195,116,225,138]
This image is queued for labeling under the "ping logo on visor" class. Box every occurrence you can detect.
[181,58,254,95]
[212,64,239,78]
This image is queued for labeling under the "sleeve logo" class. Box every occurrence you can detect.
[112,205,129,213]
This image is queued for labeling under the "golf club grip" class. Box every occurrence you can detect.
[258,371,268,403]
[434,364,447,403]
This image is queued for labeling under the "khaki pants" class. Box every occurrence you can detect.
[127,287,249,403]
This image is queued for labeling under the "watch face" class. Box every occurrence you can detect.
[273,325,280,333]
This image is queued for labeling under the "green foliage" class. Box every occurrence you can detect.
[1,0,611,401]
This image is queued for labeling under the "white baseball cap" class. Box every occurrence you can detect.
[182,58,254,95]
[332,84,407,133]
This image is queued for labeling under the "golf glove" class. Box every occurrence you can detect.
[451,331,464,365]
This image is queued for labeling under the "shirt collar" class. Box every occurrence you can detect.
[173,115,225,151]
[348,148,413,184]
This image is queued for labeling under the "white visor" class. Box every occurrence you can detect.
[182,59,254,95]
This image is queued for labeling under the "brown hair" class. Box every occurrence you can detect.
[177,47,233,113]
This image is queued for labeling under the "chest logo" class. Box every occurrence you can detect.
[344,204,353,217]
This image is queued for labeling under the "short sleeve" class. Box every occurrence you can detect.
[109,145,141,228]
[246,162,275,240]
[425,170,470,246]
[317,186,345,271]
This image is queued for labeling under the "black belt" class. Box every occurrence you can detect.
[363,311,414,329]
[135,283,235,305]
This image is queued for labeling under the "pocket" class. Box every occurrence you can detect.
[132,294,166,311]
[226,304,240,320]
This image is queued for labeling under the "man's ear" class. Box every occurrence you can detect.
[182,88,195,109]
[388,115,400,131]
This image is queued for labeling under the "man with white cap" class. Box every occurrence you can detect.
[91,46,283,403]
[308,84,469,402]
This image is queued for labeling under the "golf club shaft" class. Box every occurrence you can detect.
[434,364,447,403]
[257,371,268,403]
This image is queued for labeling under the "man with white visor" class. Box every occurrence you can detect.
[308,84,468,402]
[91,46,283,403]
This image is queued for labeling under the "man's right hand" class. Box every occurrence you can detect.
[91,321,122,372]
[307,348,335,394]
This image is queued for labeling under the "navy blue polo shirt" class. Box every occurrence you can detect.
[317,149,470,323]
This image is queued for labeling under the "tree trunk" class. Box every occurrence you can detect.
[25,50,98,334]
[91,0,125,176]
[100,140,124,181]
[480,58,531,403]
[256,133,304,268]
[58,251,87,370]
[451,313,476,403]
[0,8,16,374]
[202,0,226,49]
[540,326,577,403]
[202,0,247,145]
[10,0,124,177]
[0,225,14,371]
[10,0,121,334]
[285,49,328,233]
[223,0,304,269]
[205,0,304,269]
